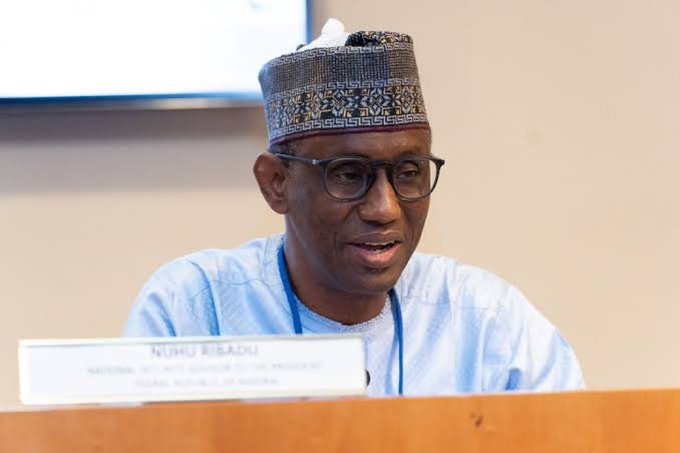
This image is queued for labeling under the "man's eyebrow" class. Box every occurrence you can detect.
[395,148,434,158]
[333,150,430,160]
[334,146,431,157]
[334,145,432,159]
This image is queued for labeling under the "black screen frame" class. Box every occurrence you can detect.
[0,0,312,112]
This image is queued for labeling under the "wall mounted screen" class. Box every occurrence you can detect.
[0,0,309,109]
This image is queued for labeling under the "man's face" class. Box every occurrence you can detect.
[284,128,432,296]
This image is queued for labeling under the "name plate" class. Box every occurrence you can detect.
[18,335,366,405]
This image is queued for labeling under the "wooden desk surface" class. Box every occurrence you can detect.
[1,389,679,452]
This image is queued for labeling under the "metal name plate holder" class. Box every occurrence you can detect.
[18,335,366,405]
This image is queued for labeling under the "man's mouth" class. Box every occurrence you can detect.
[347,239,403,268]
[353,240,399,253]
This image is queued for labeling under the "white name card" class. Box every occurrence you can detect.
[18,335,366,405]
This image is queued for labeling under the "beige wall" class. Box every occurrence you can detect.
[1,1,678,406]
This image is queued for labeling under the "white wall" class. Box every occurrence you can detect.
[1,1,679,406]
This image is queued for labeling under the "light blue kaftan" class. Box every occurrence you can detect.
[124,234,584,396]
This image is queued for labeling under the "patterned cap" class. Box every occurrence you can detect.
[258,30,429,146]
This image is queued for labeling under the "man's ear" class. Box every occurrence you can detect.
[253,153,289,214]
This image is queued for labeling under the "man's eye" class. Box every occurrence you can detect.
[328,163,368,184]
[332,171,363,182]
[396,164,421,180]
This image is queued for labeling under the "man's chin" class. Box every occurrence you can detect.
[341,267,402,295]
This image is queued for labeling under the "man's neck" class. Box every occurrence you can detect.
[294,285,387,325]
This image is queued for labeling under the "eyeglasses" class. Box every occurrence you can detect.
[273,153,445,201]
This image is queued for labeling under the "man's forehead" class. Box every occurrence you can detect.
[292,129,432,159]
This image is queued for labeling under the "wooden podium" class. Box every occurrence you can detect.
[1,389,678,452]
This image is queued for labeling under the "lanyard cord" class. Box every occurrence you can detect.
[390,288,404,396]
[277,245,404,396]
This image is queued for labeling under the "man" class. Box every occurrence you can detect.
[124,21,584,396]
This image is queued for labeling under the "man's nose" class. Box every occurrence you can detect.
[357,170,401,224]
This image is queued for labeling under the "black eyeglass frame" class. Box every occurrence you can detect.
[273,152,446,201]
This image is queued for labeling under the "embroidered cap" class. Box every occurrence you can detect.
[258,24,429,146]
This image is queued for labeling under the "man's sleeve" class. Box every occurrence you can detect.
[123,256,223,337]
[482,285,585,392]
[122,276,177,337]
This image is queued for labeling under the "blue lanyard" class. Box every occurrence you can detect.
[277,245,404,396]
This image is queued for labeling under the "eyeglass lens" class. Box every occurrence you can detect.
[325,157,437,200]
